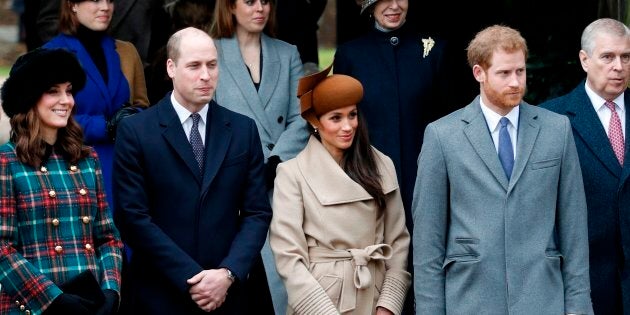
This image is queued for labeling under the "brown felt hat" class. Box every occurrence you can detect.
[297,64,364,128]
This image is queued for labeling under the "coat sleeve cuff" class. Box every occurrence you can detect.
[376,269,411,315]
[292,285,339,315]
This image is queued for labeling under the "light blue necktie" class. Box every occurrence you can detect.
[498,117,514,179]
[189,113,204,172]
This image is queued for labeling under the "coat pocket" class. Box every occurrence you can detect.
[316,274,343,306]
[530,157,560,170]
[222,152,248,167]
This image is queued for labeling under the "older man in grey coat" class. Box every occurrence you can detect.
[412,25,593,315]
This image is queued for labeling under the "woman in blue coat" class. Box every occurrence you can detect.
[44,0,147,207]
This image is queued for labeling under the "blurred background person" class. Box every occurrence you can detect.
[146,0,216,104]
[43,0,149,208]
[210,0,309,313]
[0,48,123,315]
[540,18,630,314]
[275,0,327,74]
[270,66,410,315]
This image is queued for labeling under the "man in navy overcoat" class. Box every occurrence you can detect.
[113,27,271,314]
[541,18,630,314]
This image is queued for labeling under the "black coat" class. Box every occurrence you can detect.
[113,96,272,314]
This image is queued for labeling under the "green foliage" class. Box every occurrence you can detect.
[318,47,336,70]
[0,67,8,79]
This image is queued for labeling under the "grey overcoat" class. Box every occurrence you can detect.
[412,97,593,314]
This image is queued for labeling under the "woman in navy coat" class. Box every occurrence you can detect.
[334,0,453,220]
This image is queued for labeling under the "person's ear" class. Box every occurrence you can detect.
[166,59,176,79]
[472,65,486,83]
[579,50,590,73]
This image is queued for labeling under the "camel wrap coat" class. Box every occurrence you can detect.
[270,136,411,315]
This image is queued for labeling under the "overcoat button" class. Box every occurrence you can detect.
[82,216,90,224]
[52,219,60,226]
[54,245,62,253]
[48,190,56,198]
[277,116,283,123]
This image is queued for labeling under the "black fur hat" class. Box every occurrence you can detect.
[1,48,86,118]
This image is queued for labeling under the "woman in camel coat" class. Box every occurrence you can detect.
[270,66,410,315]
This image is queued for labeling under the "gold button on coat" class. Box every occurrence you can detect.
[19,305,25,311]
[79,188,87,196]
[54,245,62,253]
[82,216,90,224]
[14,301,19,306]
[40,166,47,173]
[85,244,93,251]
[25,310,31,315]
[48,190,56,198]
[70,165,78,172]
[52,218,60,226]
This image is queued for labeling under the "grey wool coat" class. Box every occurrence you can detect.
[412,97,593,315]
[214,34,308,162]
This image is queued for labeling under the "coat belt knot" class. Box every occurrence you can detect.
[308,244,393,312]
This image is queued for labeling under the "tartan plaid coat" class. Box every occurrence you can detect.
[0,142,123,315]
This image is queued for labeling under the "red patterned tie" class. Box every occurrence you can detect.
[605,101,624,165]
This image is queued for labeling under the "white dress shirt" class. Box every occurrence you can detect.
[585,82,626,137]
[480,99,519,158]
[171,93,209,145]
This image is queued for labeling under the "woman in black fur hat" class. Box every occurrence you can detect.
[0,48,123,315]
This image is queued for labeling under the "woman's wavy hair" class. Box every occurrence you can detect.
[10,106,89,167]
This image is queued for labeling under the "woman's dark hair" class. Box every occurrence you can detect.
[10,106,90,167]
[310,112,387,209]
[210,0,277,38]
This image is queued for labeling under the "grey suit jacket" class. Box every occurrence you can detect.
[214,34,308,162]
[412,97,593,315]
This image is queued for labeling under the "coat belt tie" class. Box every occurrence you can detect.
[308,244,393,312]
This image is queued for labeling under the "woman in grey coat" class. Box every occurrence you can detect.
[210,0,309,313]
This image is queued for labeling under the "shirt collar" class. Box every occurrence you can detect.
[585,81,625,112]
[170,93,209,125]
[479,98,520,132]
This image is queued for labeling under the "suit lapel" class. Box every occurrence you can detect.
[200,102,231,197]
[158,96,202,184]
[219,37,273,137]
[566,85,621,178]
[258,34,280,110]
[462,99,509,190]
[507,104,539,193]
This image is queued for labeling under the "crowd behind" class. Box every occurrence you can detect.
[0,0,629,315]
